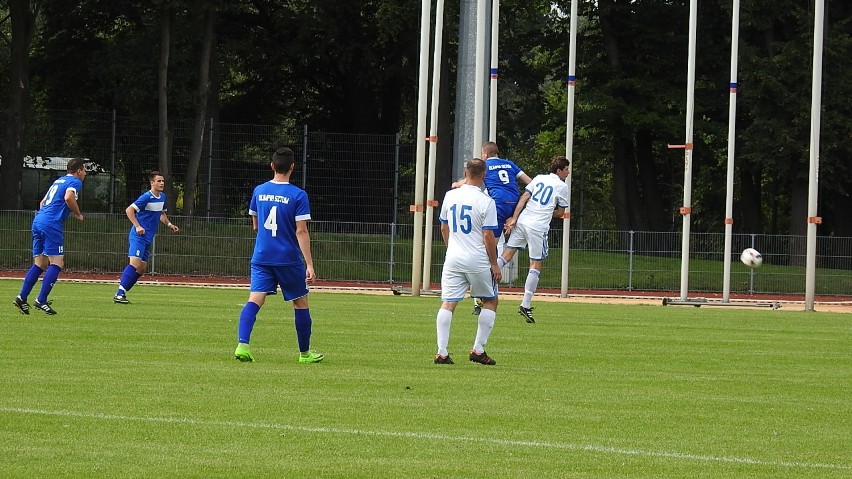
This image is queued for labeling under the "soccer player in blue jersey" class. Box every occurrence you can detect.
[13,158,87,315]
[233,147,324,364]
[113,171,180,304]
[435,158,502,366]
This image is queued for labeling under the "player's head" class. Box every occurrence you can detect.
[549,156,570,179]
[148,170,165,191]
[67,157,87,179]
[272,147,295,174]
[464,158,486,181]
[481,141,499,159]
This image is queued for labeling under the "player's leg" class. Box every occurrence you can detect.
[115,237,150,303]
[436,270,465,364]
[234,264,272,362]
[15,228,49,313]
[469,272,498,365]
[33,227,65,314]
[518,229,548,323]
[277,265,323,363]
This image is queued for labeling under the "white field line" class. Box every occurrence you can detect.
[1,406,849,471]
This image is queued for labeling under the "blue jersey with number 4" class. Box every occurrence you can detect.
[34,174,83,226]
[249,180,311,266]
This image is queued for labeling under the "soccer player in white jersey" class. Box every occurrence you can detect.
[113,171,180,304]
[435,158,502,366]
[500,156,570,323]
[13,158,86,315]
[233,147,323,364]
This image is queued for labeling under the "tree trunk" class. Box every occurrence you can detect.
[636,130,669,231]
[738,166,763,233]
[787,177,809,266]
[158,6,175,212]
[1,0,38,210]
[183,5,217,219]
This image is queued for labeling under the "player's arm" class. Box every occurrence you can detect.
[505,191,531,232]
[160,212,179,233]
[440,222,450,244]
[552,206,566,218]
[517,172,532,186]
[65,189,84,221]
[296,220,315,282]
[450,177,466,189]
[125,205,145,235]
[483,229,502,283]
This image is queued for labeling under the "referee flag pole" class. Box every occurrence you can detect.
[678,0,699,301]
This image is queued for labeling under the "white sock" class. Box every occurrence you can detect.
[497,256,507,269]
[522,269,540,308]
[436,308,453,356]
[473,308,496,353]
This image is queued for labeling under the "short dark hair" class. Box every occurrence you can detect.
[465,158,486,178]
[272,147,295,173]
[148,170,164,182]
[549,156,570,173]
[481,141,499,158]
[66,157,86,173]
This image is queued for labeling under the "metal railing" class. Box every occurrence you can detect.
[2,211,851,296]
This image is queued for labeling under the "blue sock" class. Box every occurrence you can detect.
[237,301,261,344]
[117,265,142,295]
[19,265,45,302]
[294,308,312,353]
[37,264,62,304]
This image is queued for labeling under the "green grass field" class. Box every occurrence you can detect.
[1,280,850,478]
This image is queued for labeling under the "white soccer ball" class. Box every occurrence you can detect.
[740,248,763,268]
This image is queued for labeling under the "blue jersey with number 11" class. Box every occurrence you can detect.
[249,180,311,266]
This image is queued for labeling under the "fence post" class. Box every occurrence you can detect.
[150,236,156,275]
[302,125,308,186]
[628,230,634,291]
[749,233,756,294]
[206,117,214,218]
[390,132,401,284]
[110,109,117,214]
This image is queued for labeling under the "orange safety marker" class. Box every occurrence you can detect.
[724,218,733,225]
[409,205,424,212]
[808,216,822,224]
[679,207,692,215]
[426,200,439,207]
[667,143,694,150]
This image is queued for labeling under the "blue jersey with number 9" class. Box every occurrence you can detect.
[249,180,311,266]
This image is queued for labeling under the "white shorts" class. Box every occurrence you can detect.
[440,269,498,302]
[505,222,549,260]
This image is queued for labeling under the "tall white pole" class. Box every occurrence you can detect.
[722,0,740,303]
[560,0,579,298]
[422,0,446,291]
[678,0,699,301]
[411,0,432,297]
[472,0,487,158]
[805,0,825,311]
[488,0,499,141]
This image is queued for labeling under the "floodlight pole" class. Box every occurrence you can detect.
[678,0,699,301]
[411,0,432,297]
[722,0,740,303]
[804,0,825,312]
[488,0,499,142]
[472,0,488,158]
[560,0,579,298]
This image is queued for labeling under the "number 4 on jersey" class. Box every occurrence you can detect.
[264,206,278,237]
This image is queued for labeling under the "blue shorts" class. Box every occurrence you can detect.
[495,202,517,238]
[31,222,64,257]
[250,263,309,301]
[128,234,152,262]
